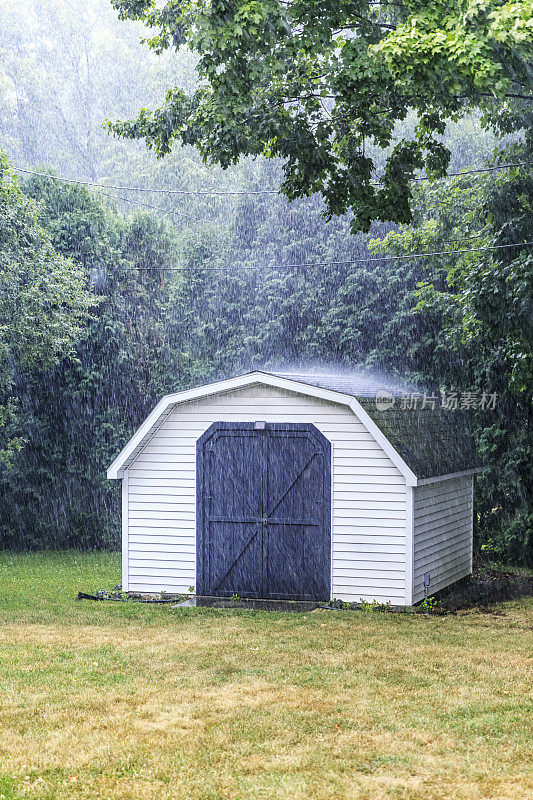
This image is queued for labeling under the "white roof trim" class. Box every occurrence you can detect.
[415,468,481,487]
[107,371,418,483]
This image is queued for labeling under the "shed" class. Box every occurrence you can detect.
[107,371,479,605]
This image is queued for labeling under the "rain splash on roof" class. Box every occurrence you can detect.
[268,370,412,398]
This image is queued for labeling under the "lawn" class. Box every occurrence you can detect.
[0,552,531,800]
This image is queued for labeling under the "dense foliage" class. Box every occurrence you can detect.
[0,156,93,470]
[0,148,530,561]
[370,137,532,562]
[0,176,186,548]
[109,0,532,229]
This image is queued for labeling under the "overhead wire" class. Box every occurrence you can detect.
[91,188,214,224]
[119,241,533,271]
[10,160,533,196]
[80,185,497,245]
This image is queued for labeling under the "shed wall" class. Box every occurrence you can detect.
[412,475,473,603]
[124,384,407,602]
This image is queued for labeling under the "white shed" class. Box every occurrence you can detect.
[107,371,479,605]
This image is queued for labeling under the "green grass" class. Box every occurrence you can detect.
[0,551,531,800]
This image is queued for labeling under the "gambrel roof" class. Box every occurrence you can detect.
[107,370,480,484]
[272,371,480,480]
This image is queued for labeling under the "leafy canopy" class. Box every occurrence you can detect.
[109,0,532,230]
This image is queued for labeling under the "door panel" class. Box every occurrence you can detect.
[208,522,262,597]
[197,422,331,600]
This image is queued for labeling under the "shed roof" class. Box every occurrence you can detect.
[107,370,480,483]
[358,401,479,480]
[270,371,480,480]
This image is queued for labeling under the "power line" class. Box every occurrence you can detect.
[12,166,278,195]
[11,161,532,196]
[37,184,498,242]
[10,165,501,238]
[409,161,531,182]
[122,240,533,271]
[92,188,213,224]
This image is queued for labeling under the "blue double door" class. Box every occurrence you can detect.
[197,422,331,600]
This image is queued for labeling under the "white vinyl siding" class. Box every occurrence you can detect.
[124,384,407,602]
[412,475,473,603]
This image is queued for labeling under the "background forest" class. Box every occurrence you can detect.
[0,0,530,563]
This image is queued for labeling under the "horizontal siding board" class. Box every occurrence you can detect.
[416,478,470,500]
[128,511,190,523]
[332,528,405,540]
[129,557,196,568]
[128,469,196,479]
[414,492,472,516]
[332,585,405,599]
[130,535,196,558]
[333,507,405,519]
[334,489,406,500]
[414,523,472,554]
[129,484,195,496]
[174,411,368,422]
[414,544,471,576]
[331,463,400,474]
[166,417,372,431]
[334,552,405,564]
[332,511,405,525]
[333,550,405,563]
[414,501,472,525]
[332,450,391,460]
[129,522,194,533]
[124,384,408,601]
[414,534,472,564]
[414,525,472,550]
[329,575,405,589]
[129,511,196,522]
[333,565,404,578]
[129,536,195,548]
[334,500,405,515]
[128,581,193,591]
[129,566,195,578]
[129,500,191,510]
[415,496,472,515]
[333,474,405,485]
[129,544,195,555]
[414,524,472,556]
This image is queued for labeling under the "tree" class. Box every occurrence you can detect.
[369,136,533,563]
[0,0,181,180]
[0,153,94,468]
[0,176,189,549]
[109,0,532,230]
